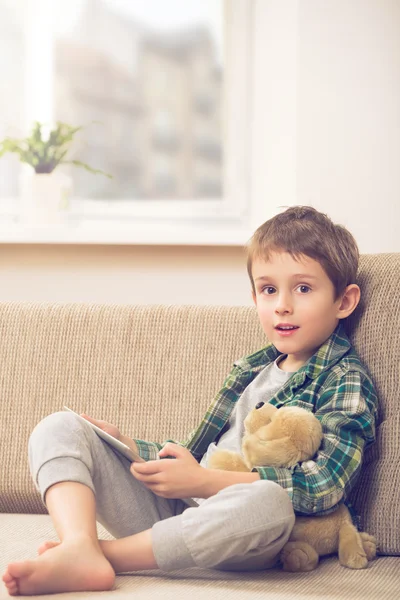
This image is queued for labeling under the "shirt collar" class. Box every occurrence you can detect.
[235,321,351,380]
[300,321,352,380]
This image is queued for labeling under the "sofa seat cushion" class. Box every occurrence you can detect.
[1,513,399,600]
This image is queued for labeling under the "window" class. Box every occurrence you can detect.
[0,0,255,242]
[0,0,25,201]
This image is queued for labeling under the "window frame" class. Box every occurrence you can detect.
[0,0,298,245]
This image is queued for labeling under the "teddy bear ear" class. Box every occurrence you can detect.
[244,403,277,434]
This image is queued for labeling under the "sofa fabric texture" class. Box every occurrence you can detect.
[1,514,399,600]
[0,253,399,599]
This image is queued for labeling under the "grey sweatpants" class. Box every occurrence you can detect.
[28,411,295,572]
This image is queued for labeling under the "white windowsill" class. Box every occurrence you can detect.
[0,217,253,246]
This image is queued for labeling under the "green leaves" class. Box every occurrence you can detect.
[0,121,112,178]
[64,160,113,179]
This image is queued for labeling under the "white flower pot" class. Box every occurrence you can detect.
[19,170,73,225]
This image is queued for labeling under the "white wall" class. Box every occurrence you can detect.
[1,244,252,305]
[297,0,400,249]
[1,0,399,305]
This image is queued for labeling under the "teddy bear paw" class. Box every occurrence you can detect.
[280,542,319,572]
[359,532,377,561]
[339,545,368,569]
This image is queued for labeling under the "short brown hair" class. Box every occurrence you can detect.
[247,206,359,300]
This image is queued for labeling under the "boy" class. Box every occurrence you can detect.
[2,206,377,596]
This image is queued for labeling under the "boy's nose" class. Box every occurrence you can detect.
[274,295,293,314]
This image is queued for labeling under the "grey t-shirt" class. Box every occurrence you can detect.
[191,355,294,505]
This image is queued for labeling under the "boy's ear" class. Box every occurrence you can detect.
[336,284,361,320]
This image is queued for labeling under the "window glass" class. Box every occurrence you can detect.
[54,0,224,201]
[0,0,25,199]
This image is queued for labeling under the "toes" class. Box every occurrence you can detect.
[37,544,46,556]
[7,561,35,580]
[38,541,58,556]
[2,571,13,584]
[6,581,19,596]
[2,572,19,596]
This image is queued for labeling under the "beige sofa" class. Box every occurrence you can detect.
[1,253,399,600]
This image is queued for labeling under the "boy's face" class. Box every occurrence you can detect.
[251,251,348,370]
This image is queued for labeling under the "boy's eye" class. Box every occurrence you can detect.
[296,285,311,293]
[262,286,276,295]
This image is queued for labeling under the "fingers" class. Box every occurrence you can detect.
[130,469,162,483]
[80,413,96,423]
[130,465,171,497]
[158,442,187,459]
[81,414,104,428]
[130,460,163,476]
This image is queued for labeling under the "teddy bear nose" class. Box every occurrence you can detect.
[255,402,265,409]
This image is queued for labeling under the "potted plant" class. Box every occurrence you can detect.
[0,121,112,224]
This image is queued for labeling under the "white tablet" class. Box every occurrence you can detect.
[63,406,145,463]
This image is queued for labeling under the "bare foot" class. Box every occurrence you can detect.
[37,540,59,556]
[38,539,109,557]
[2,535,115,596]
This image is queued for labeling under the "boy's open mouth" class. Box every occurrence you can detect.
[275,324,300,336]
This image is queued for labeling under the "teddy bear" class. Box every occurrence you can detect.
[208,401,377,572]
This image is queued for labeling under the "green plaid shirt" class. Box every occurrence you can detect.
[134,322,378,516]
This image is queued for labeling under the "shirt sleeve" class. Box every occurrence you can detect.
[132,438,164,461]
[131,363,254,463]
[254,369,378,515]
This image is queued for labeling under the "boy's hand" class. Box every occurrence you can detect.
[130,442,207,499]
[80,414,139,454]
[80,414,121,440]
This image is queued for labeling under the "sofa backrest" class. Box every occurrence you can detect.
[0,253,398,554]
[345,254,399,555]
